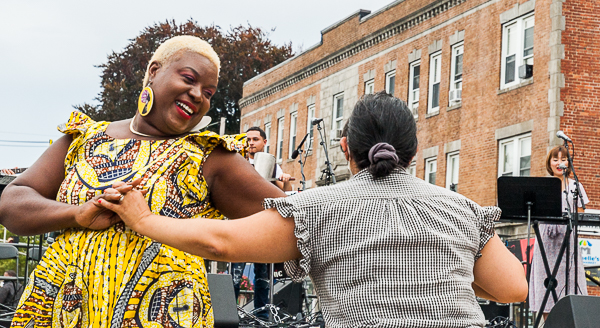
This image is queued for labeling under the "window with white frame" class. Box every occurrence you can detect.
[365,79,375,95]
[428,52,442,113]
[498,133,531,177]
[332,93,344,137]
[501,14,535,89]
[446,152,459,191]
[307,104,315,150]
[385,70,396,96]
[264,122,271,154]
[449,43,463,105]
[409,162,417,177]
[425,158,437,184]
[276,117,284,162]
[408,61,420,117]
[288,112,297,159]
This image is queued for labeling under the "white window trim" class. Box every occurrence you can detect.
[264,122,271,154]
[500,13,535,89]
[409,162,417,177]
[408,60,420,118]
[428,52,442,114]
[288,112,297,159]
[425,157,437,185]
[276,117,285,163]
[385,70,396,96]
[332,93,344,137]
[365,79,375,95]
[446,151,459,190]
[498,133,532,177]
[307,104,315,150]
[449,42,464,105]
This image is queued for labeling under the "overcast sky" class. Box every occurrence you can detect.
[0,0,393,169]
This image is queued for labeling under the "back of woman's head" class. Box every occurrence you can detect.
[344,91,417,178]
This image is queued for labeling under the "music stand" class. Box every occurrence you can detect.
[497,176,563,328]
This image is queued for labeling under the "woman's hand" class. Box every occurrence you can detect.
[74,182,136,229]
[99,186,151,230]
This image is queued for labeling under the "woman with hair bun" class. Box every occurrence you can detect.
[104,91,527,328]
[0,35,284,327]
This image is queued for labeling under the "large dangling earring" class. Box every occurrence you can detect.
[137,81,154,116]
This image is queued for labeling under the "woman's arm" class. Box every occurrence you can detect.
[0,135,127,235]
[472,233,528,303]
[99,189,301,262]
[203,146,286,219]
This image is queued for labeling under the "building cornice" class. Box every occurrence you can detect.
[239,0,468,109]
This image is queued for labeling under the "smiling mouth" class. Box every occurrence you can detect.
[176,101,195,116]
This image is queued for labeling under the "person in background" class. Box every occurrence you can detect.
[0,270,21,307]
[0,168,17,176]
[102,92,528,328]
[529,146,589,319]
[231,126,291,317]
[6,236,19,244]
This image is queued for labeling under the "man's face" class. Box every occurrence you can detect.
[247,130,267,155]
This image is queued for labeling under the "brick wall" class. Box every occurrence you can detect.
[561,0,600,209]
[240,0,598,210]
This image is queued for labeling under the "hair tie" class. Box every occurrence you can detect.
[368,142,399,164]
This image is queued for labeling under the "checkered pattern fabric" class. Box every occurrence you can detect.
[264,168,499,328]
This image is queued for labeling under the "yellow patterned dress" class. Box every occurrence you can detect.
[12,112,245,328]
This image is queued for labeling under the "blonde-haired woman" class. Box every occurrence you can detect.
[0,36,283,327]
[529,145,590,318]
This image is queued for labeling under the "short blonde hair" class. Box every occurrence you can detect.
[143,35,221,86]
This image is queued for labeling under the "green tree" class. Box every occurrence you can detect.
[75,20,293,134]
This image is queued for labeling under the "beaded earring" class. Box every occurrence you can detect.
[137,81,154,116]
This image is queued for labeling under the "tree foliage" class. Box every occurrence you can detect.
[75,20,293,134]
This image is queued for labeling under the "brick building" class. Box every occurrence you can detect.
[239,0,598,210]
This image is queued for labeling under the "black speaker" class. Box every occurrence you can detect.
[273,280,304,315]
[545,295,600,328]
[207,274,239,328]
[478,301,510,321]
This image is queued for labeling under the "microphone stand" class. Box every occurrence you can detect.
[316,122,336,185]
[564,138,585,296]
[295,133,310,191]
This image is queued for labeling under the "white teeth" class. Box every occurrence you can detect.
[176,101,194,115]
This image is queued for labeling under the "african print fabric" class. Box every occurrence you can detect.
[12,111,245,328]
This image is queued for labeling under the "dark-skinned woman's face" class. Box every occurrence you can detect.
[145,51,218,136]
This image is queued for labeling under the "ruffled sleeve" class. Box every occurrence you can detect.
[263,197,312,282]
[57,111,100,173]
[186,131,247,161]
[473,204,501,260]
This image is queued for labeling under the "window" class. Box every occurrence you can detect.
[264,122,271,154]
[365,79,375,95]
[498,134,531,177]
[385,70,396,96]
[276,117,284,162]
[408,61,420,117]
[332,93,344,136]
[501,14,535,89]
[425,158,437,184]
[428,52,442,113]
[307,104,315,150]
[449,43,463,105]
[288,112,297,158]
[409,162,417,177]
[446,152,459,191]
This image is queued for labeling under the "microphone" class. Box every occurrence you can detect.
[556,131,572,142]
[311,118,323,125]
[558,164,568,170]
[291,133,310,159]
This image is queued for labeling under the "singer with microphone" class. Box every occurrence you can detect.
[529,145,590,319]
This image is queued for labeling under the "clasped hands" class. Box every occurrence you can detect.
[75,178,150,230]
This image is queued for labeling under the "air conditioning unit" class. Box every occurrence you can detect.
[411,103,419,117]
[518,64,533,79]
[331,129,343,141]
[449,89,462,103]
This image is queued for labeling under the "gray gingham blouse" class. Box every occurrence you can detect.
[264,168,499,328]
